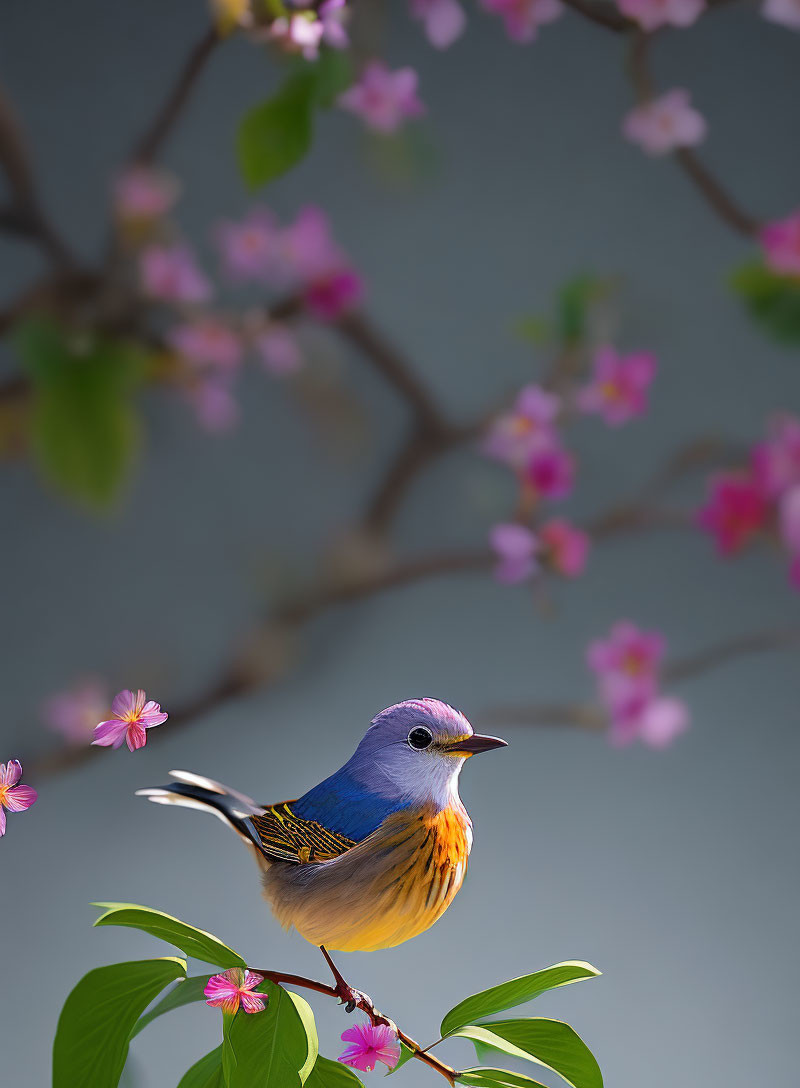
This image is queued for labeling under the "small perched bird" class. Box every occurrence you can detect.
[138,699,506,983]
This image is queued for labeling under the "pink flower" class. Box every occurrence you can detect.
[623,89,707,156]
[752,414,800,498]
[483,385,561,467]
[215,207,278,282]
[113,167,179,225]
[168,318,243,371]
[526,443,575,500]
[42,679,107,745]
[140,243,212,304]
[577,346,657,426]
[779,486,800,588]
[338,62,425,133]
[762,0,800,28]
[411,0,467,47]
[269,13,325,60]
[490,523,539,583]
[0,760,37,838]
[697,472,769,556]
[92,689,168,753]
[187,373,239,433]
[760,211,800,278]
[338,1022,401,1073]
[280,206,348,285]
[480,0,564,42]
[616,0,705,31]
[539,519,590,577]
[609,692,690,748]
[319,0,350,49]
[255,325,303,375]
[304,268,363,320]
[204,969,267,1015]
[588,620,665,703]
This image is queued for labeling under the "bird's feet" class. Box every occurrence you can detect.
[319,946,393,1027]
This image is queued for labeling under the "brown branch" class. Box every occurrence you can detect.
[672,148,760,238]
[560,0,631,31]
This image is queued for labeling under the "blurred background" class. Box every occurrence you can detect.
[1,1,799,1085]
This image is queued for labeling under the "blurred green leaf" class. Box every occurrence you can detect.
[311,48,353,108]
[306,1054,364,1085]
[731,260,800,344]
[237,71,315,189]
[556,274,608,346]
[17,317,144,509]
[514,316,552,346]
[452,1019,602,1088]
[441,962,601,1037]
[93,903,245,968]
[457,1070,548,1087]
[53,957,186,1088]
[222,980,318,1086]
[130,974,210,1038]
[177,1046,225,1088]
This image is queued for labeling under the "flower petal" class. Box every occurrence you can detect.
[111,690,137,718]
[4,784,37,812]
[0,807,5,836]
[239,991,267,1014]
[0,759,22,786]
[92,719,129,748]
[141,711,168,729]
[126,722,148,752]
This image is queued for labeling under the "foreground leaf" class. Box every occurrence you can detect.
[93,903,245,968]
[222,980,318,1086]
[731,260,800,345]
[237,72,315,189]
[130,974,210,1038]
[53,957,186,1087]
[441,962,600,1037]
[384,1041,415,1075]
[452,1019,602,1088]
[306,1054,364,1085]
[177,1046,225,1088]
[458,1070,548,1087]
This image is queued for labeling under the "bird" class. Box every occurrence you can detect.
[137,698,506,1004]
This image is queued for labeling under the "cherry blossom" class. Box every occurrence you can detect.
[255,324,303,375]
[140,243,212,304]
[204,969,267,1014]
[760,210,800,278]
[526,443,575,500]
[539,519,590,577]
[92,689,168,752]
[411,0,467,48]
[752,414,800,498]
[577,347,657,426]
[215,207,278,282]
[168,317,243,371]
[617,0,705,32]
[762,0,800,29]
[623,89,707,156]
[338,1021,401,1073]
[483,385,561,468]
[0,760,38,838]
[481,0,563,41]
[697,472,768,556]
[338,62,425,133]
[490,523,539,583]
[42,679,108,745]
[113,167,179,226]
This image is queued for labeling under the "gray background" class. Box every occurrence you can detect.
[1,2,799,1085]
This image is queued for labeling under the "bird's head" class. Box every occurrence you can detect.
[346,698,507,810]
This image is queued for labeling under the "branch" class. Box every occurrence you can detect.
[560,0,631,31]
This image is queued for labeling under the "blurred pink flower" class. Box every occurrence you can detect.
[540,518,590,577]
[697,472,768,556]
[280,205,347,284]
[526,443,575,500]
[588,620,665,703]
[0,760,37,838]
[304,268,363,320]
[204,969,267,1015]
[188,373,239,433]
[577,346,657,425]
[255,324,303,375]
[411,0,467,47]
[92,689,168,752]
[617,0,705,31]
[319,0,350,48]
[480,0,564,42]
[140,243,212,304]
[338,62,425,133]
[484,385,561,467]
[42,679,107,745]
[623,89,707,156]
[779,486,800,588]
[269,13,325,60]
[490,522,539,583]
[609,692,690,748]
[113,167,179,225]
[760,210,800,277]
[762,0,800,28]
[168,317,243,371]
[338,1022,400,1073]
[215,207,278,282]
[752,414,800,498]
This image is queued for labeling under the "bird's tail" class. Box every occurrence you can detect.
[136,770,265,851]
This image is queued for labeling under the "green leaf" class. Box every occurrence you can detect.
[452,1019,602,1088]
[731,259,800,344]
[222,980,318,1086]
[130,974,210,1038]
[306,1054,364,1086]
[17,317,145,509]
[556,274,609,346]
[458,1070,548,1087]
[53,957,186,1088]
[93,903,245,968]
[441,962,601,1037]
[177,1046,225,1088]
[237,72,315,189]
[311,48,353,108]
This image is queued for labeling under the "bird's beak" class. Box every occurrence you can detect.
[447,733,508,757]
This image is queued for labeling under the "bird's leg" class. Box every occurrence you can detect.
[318,945,394,1027]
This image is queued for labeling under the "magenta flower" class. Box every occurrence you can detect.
[697,472,769,556]
[204,969,267,1015]
[484,385,561,468]
[255,325,303,375]
[305,268,364,320]
[0,760,37,838]
[215,207,278,282]
[539,519,590,577]
[42,679,107,745]
[617,0,705,31]
[168,318,243,371]
[526,443,575,500]
[588,621,665,703]
[187,373,239,433]
[338,1022,401,1073]
[319,0,350,49]
[623,89,707,156]
[113,167,179,225]
[280,205,347,285]
[140,243,212,304]
[480,0,564,42]
[490,523,539,583]
[760,211,800,278]
[338,62,425,133]
[779,486,800,588]
[762,0,800,28]
[268,13,325,60]
[92,689,168,752]
[577,346,657,426]
[411,0,467,47]
[752,414,800,498]
[609,692,690,748]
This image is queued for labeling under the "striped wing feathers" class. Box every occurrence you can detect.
[250,801,357,863]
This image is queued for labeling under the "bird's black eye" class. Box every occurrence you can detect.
[407,726,434,751]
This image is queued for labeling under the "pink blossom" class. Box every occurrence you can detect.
[752,414,800,498]
[480,0,564,42]
[168,318,243,371]
[588,620,665,704]
[526,443,575,500]
[0,760,38,838]
[269,13,325,60]
[609,692,690,748]
[255,325,303,375]
[204,969,267,1015]
[577,346,657,426]
[304,268,363,320]
[779,486,800,589]
[490,523,539,583]
[697,472,769,556]
[215,207,278,282]
[762,0,800,29]
[483,385,562,467]
[92,689,168,753]
[338,1021,401,1073]
[338,62,425,133]
[623,89,707,156]
[42,679,107,745]
[319,0,350,48]
[113,167,179,225]
[616,0,705,31]
[760,211,800,278]
[280,206,347,285]
[411,0,467,47]
[140,243,212,304]
[188,373,239,433]
[539,519,590,577]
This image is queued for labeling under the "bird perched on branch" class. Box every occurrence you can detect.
[138,699,506,1003]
